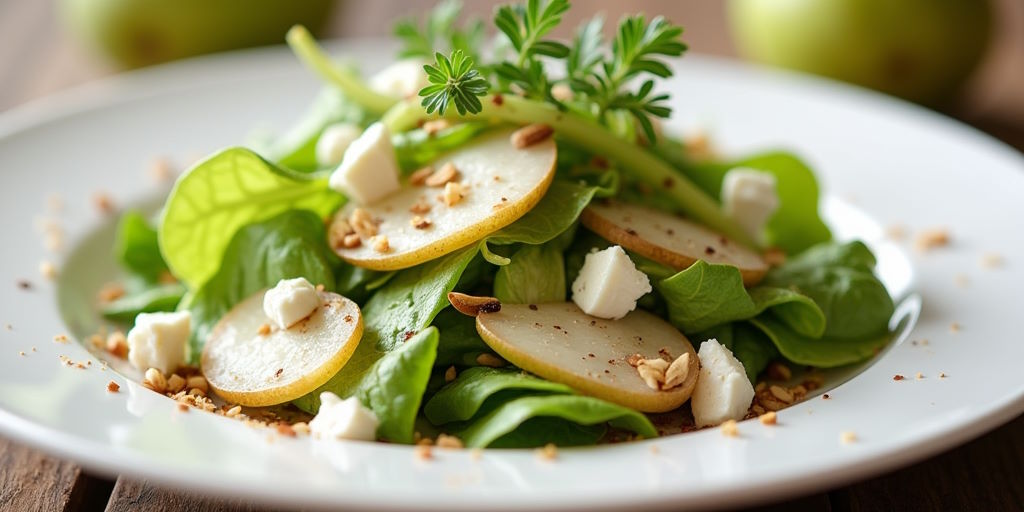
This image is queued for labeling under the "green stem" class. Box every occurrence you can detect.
[383,97,758,248]
[286,26,398,116]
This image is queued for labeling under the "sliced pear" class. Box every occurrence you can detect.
[201,290,363,407]
[329,127,557,270]
[581,200,768,286]
[474,302,699,413]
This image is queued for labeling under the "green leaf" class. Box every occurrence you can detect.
[159,147,343,288]
[432,308,489,368]
[762,241,894,340]
[657,261,826,336]
[113,211,168,282]
[392,122,490,171]
[264,87,369,172]
[487,180,600,246]
[697,323,780,383]
[420,50,490,115]
[100,283,186,323]
[292,246,478,443]
[424,367,573,424]
[493,242,566,303]
[488,417,606,448]
[751,315,892,368]
[182,211,337,362]
[450,395,657,448]
[676,152,832,254]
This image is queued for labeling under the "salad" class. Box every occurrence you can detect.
[99,0,895,449]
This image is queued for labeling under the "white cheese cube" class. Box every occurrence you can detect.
[127,311,190,375]
[328,122,401,205]
[691,338,755,427]
[369,59,429,99]
[309,392,379,441]
[571,245,652,320]
[721,167,780,243]
[262,277,321,330]
[315,123,362,167]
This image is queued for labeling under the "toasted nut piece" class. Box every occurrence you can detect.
[766,362,792,381]
[409,166,435,186]
[442,182,467,206]
[329,217,355,240]
[409,201,432,214]
[410,216,432,229]
[414,444,433,460]
[663,353,691,390]
[422,119,451,136]
[720,419,739,437]
[349,208,378,238]
[106,381,120,393]
[106,331,128,358]
[425,162,460,187]
[258,323,272,336]
[144,368,167,393]
[536,443,558,460]
[637,364,664,390]
[444,365,457,382]
[226,405,242,417]
[186,375,209,394]
[759,411,778,425]
[511,123,554,149]
[769,385,794,404]
[915,228,950,251]
[371,235,391,253]
[166,374,187,394]
[476,353,506,368]
[762,248,787,267]
[448,292,501,317]
[342,234,362,249]
[436,433,464,449]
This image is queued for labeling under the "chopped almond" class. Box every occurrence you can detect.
[348,208,378,239]
[662,353,690,390]
[106,332,128,358]
[511,123,554,149]
[758,411,777,425]
[915,228,950,251]
[143,368,167,393]
[442,182,467,206]
[425,162,460,187]
[370,235,391,253]
[436,434,464,449]
[476,353,506,368]
[258,323,272,336]
[409,166,435,186]
[536,443,558,461]
[840,431,857,444]
[166,374,187,394]
[409,201,432,214]
[444,365,457,383]
[422,119,452,136]
[720,420,739,437]
[342,233,362,249]
[106,381,120,393]
[410,216,432,229]
[448,292,501,317]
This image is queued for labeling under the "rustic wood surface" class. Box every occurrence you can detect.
[1,1,1022,511]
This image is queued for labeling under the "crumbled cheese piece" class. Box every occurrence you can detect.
[691,338,755,427]
[369,59,430,99]
[571,246,651,320]
[126,311,190,375]
[309,392,379,442]
[721,168,779,243]
[315,123,362,167]
[328,123,401,204]
[262,278,321,330]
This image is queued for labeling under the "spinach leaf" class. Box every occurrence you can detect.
[750,316,892,367]
[762,241,894,340]
[113,211,168,282]
[493,242,566,303]
[489,417,606,448]
[159,147,343,288]
[335,264,389,304]
[656,260,825,336]
[182,211,337,362]
[663,149,832,254]
[449,395,657,448]
[265,87,369,172]
[424,367,574,424]
[292,247,477,443]
[101,283,186,323]
[432,309,489,368]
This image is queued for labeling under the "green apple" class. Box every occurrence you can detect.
[59,0,334,69]
[728,0,993,105]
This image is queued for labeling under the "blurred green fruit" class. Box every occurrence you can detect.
[59,0,335,68]
[728,0,993,105]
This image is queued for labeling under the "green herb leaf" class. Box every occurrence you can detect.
[159,147,343,288]
[293,247,478,443]
[425,367,573,424]
[420,50,490,115]
[182,211,337,362]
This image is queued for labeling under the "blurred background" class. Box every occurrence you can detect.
[0,0,1022,148]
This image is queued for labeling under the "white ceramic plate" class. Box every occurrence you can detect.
[1,41,1022,511]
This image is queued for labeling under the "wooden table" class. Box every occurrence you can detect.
[1,1,1023,511]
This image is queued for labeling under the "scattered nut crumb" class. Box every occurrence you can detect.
[96,282,125,303]
[648,444,660,454]
[442,181,467,206]
[370,235,391,253]
[444,365,457,383]
[150,157,175,183]
[409,201,431,214]
[226,405,242,417]
[422,119,452,136]
[143,368,167,393]
[635,358,669,390]
[39,261,57,280]
[166,374,186,394]
[409,166,435,186]
[348,208,378,239]
[683,131,715,160]
[106,381,120,393]
[914,228,949,251]
[470,448,483,461]
[980,253,1004,269]
[893,374,905,381]
[950,322,961,333]
[414,444,433,461]
[425,162,460,187]
[186,375,208,393]
[769,385,794,404]
[915,372,924,380]
[92,192,115,214]
[106,332,128,358]
[758,411,777,426]
[342,233,361,249]
[258,323,272,336]
[536,443,558,461]
[436,434,464,449]
[886,224,907,240]
[840,431,857,444]
[511,123,554,149]
[766,362,792,381]
[551,83,573,102]
[18,351,25,356]
[410,215,432,229]
[476,353,506,368]
[292,422,310,435]
[177,403,190,413]
[720,420,739,437]
[276,423,297,437]
[939,372,947,379]
[53,334,69,344]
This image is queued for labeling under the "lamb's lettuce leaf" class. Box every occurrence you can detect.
[113,211,169,282]
[159,147,343,288]
[493,242,566,303]
[182,211,337,362]
[750,316,891,367]
[292,246,477,443]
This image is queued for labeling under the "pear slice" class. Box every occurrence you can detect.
[329,127,557,270]
[581,200,768,286]
[201,290,362,407]
[474,302,699,413]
